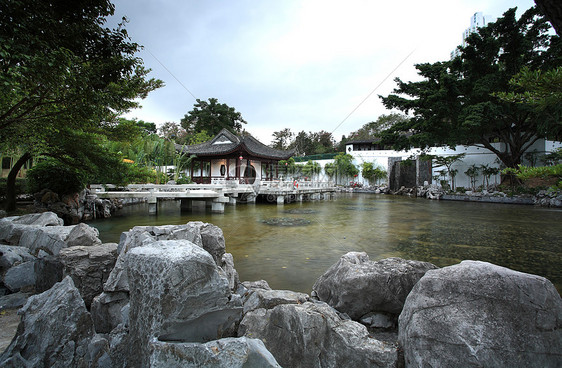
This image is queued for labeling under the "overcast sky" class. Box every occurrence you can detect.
[110,0,536,144]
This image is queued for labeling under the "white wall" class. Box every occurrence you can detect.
[345,139,561,188]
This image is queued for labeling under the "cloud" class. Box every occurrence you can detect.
[111,0,537,144]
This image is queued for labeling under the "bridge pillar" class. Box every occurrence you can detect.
[148,196,158,215]
[211,201,225,213]
[228,197,237,205]
[277,195,285,205]
[297,194,303,202]
[180,199,192,211]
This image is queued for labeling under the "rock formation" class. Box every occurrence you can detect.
[0,277,96,367]
[2,212,561,367]
[238,301,398,367]
[312,252,437,320]
[399,260,562,367]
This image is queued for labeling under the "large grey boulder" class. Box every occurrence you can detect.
[65,222,102,248]
[399,260,562,368]
[103,222,231,294]
[0,244,35,271]
[96,222,236,338]
[238,301,398,367]
[126,240,239,367]
[0,276,95,367]
[312,252,437,319]
[0,218,29,245]
[18,225,75,256]
[150,337,281,367]
[3,260,36,292]
[0,212,63,245]
[59,243,118,307]
[12,212,64,226]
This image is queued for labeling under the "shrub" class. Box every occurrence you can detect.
[176,174,192,184]
[27,159,87,195]
[502,164,562,190]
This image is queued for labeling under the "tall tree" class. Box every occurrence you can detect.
[310,130,336,154]
[288,130,335,156]
[378,6,561,169]
[0,0,162,211]
[180,98,247,137]
[159,122,188,144]
[349,114,408,141]
[289,131,314,156]
[271,128,293,150]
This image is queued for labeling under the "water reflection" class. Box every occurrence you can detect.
[89,194,562,293]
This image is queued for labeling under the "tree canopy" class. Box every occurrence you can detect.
[348,113,408,141]
[0,0,162,210]
[180,98,247,137]
[378,6,561,169]
[271,128,293,150]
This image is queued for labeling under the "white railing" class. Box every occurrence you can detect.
[90,180,335,194]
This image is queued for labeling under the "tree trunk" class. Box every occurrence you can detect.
[535,0,562,35]
[4,152,31,212]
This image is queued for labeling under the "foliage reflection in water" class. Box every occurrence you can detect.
[89,194,562,293]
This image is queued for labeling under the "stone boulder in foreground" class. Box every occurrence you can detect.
[0,276,96,367]
[399,260,562,367]
[312,252,437,320]
[126,240,242,367]
[238,301,398,367]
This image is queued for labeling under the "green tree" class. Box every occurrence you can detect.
[324,162,336,179]
[180,98,247,137]
[465,165,481,190]
[289,131,314,156]
[495,66,562,136]
[288,130,335,155]
[361,162,387,185]
[422,154,466,191]
[159,122,188,144]
[134,120,157,135]
[300,160,321,178]
[480,164,501,188]
[334,153,359,184]
[278,157,297,177]
[271,128,293,150]
[0,0,162,211]
[378,6,561,170]
[349,113,408,141]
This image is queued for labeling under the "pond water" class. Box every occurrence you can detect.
[89,194,562,294]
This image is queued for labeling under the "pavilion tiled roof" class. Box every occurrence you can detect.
[179,129,294,160]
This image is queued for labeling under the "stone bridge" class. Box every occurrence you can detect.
[90,180,336,214]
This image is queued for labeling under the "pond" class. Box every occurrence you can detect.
[89,194,562,294]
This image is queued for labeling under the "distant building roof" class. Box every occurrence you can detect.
[345,138,382,145]
[179,129,294,160]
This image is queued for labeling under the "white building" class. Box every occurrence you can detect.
[344,139,562,189]
[451,12,494,59]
